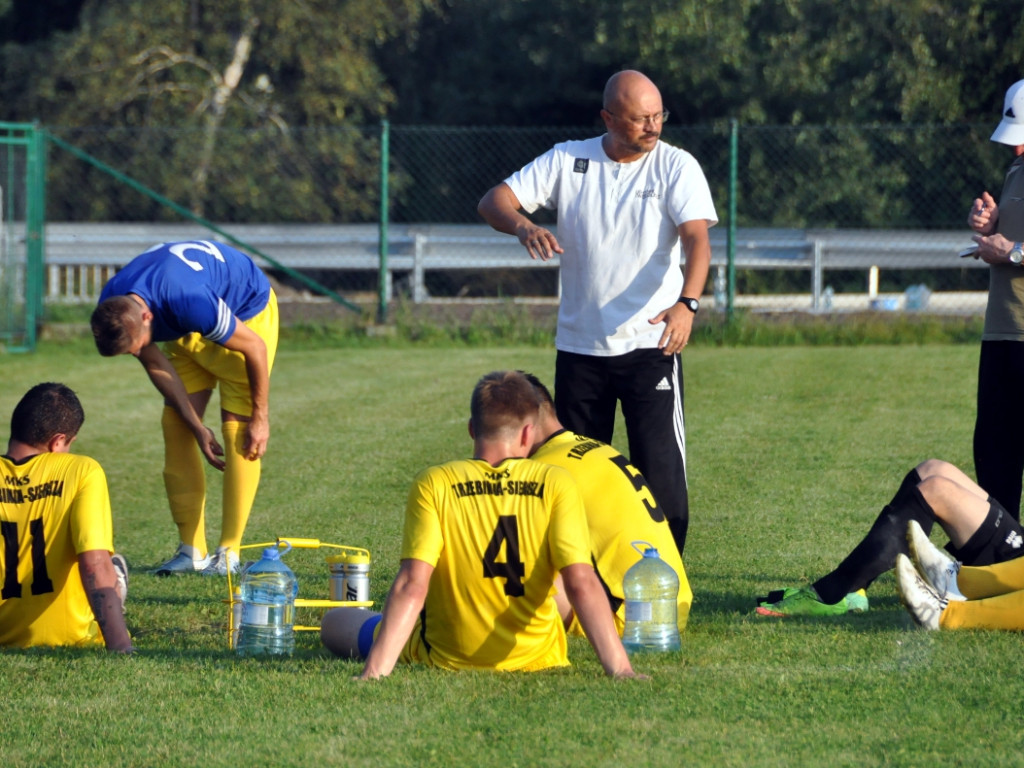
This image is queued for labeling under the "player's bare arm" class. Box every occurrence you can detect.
[219,322,271,461]
[357,558,433,680]
[135,343,226,470]
[561,562,645,680]
[649,219,712,355]
[79,550,133,653]
[478,182,564,261]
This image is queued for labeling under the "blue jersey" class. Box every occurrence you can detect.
[99,241,271,344]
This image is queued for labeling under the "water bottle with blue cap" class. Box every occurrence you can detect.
[622,540,681,653]
[237,543,299,657]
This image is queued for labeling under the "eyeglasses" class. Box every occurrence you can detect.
[606,110,670,127]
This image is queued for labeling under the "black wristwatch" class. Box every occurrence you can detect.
[678,297,699,313]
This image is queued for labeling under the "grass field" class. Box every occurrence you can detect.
[2,337,1021,767]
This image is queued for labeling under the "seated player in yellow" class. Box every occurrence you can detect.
[0,383,132,652]
[521,372,692,635]
[320,370,642,679]
[898,518,1024,631]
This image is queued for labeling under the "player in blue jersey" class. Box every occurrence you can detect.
[91,240,279,576]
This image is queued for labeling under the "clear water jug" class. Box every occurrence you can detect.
[237,544,299,657]
[622,541,681,653]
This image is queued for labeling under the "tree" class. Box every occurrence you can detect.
[379,0,1024,127]
[3,0,437,220]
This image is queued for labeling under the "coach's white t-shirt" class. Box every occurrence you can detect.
[506,136,718,356]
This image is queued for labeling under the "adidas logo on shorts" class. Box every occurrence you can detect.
[655,377,671,391]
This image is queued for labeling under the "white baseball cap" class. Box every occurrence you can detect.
[991,79,1024,146]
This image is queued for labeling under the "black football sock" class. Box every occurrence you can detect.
[890,467,925,507]
[812,482,934,605]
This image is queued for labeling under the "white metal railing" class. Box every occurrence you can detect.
[36,222,985,309]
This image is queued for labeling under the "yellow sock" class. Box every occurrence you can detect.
[942,589,1024,630]
[161,406,207,555]
[941,558,1024,630]
[219,420,261,554]
[958,556,1024,599]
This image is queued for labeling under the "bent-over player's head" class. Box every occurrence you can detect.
[10,383,85,448]
[470,371,541,441]
[91,296,146,356]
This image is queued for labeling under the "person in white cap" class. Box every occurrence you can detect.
[968,79,1024,522]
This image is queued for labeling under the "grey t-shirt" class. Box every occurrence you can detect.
[984,155,1024,340]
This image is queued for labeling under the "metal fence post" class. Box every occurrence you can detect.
[413,234,427,303]
[727,118,738,320]
[26,122,45,348]
[378,119,390,323]
[812,239,824,310]
[0,121,44,352]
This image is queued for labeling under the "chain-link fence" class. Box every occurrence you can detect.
[40,122,1011,315]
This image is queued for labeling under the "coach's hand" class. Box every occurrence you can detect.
[515,222,564,261]
[650,302,696,355]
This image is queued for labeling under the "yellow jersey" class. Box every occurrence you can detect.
[399,457,592,671]
[0,452,114,648]
[531,430,693,633]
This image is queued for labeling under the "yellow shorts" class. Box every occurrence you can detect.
[398,616,569,672]
[162,289,278,417]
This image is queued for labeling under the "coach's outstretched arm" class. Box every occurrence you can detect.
[478,182,564,262]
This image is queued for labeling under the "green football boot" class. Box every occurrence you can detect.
[756,586,868,617]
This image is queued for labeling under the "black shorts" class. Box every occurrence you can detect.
[948,499,1024,566]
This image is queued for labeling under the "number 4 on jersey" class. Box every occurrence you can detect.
[482,515,525,597]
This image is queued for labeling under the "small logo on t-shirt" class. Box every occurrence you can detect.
[636,188,662,200]
[573,158,589,174]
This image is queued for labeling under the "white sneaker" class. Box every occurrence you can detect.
[896,553,947,630]
[906,520,967,601]
[201,547,239,576]
[151,544,210,576]
[111,553,129,613]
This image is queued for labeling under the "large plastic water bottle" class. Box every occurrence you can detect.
[622,541,681,653]
[237,545,299,657]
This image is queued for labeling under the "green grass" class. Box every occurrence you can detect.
[2,338,1021,767]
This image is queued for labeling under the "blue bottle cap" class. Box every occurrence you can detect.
[642,547,661,558]
[262,547,282,560]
